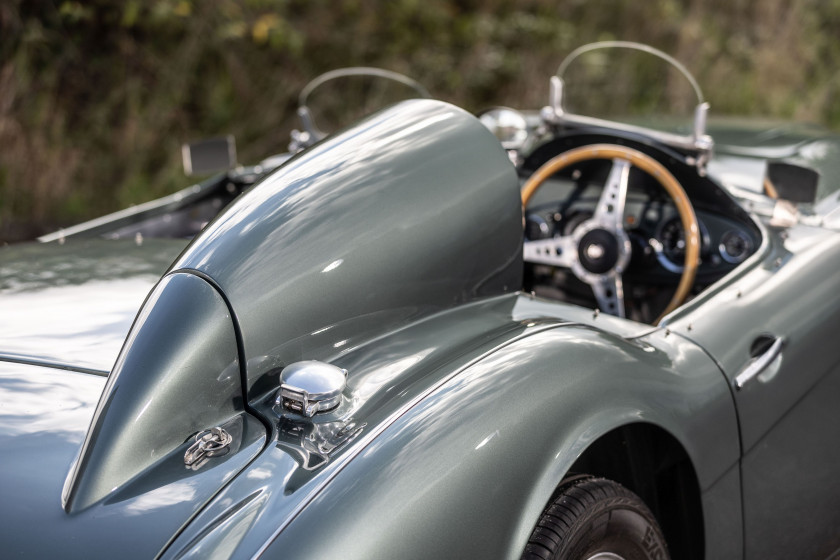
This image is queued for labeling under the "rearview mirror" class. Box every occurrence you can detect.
[182,136,237,176]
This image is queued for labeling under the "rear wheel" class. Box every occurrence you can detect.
[522,476,669,560]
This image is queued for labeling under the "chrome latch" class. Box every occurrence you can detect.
[184,427,232,469]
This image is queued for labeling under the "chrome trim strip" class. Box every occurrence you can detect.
[541,111,713,156]
[37,182,205,242]
[0,353,109,376]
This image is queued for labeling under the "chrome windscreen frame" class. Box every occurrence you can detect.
[539,41,714,174]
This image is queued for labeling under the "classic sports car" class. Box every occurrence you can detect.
[2,42,839,559]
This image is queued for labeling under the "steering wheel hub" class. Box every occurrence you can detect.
[578,229,620,274]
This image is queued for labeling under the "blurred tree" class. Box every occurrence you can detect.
[1,0,838,241]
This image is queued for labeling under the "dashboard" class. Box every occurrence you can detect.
[521,151,762,321]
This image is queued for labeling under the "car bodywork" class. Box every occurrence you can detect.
[1,45,840,560]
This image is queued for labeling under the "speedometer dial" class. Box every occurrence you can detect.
[660,218,687,263]
[654,216,707,273]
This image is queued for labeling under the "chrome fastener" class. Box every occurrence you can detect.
[184,427,233,467]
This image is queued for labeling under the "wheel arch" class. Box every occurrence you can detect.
[565,422,704,560]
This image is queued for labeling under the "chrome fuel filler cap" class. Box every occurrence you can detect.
[275,361,348,417]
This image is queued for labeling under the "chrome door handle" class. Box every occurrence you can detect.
[735,336,785,390]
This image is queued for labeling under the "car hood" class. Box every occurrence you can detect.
[0,358,265,558]
[0,362,106,553]
[0,238,188,373]
[0,239,268,558]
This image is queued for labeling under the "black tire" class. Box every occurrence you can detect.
[522,476,669,560]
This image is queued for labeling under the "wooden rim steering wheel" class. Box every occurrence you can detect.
[521,144,700,323]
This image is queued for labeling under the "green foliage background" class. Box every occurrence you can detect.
[2,0,839,241]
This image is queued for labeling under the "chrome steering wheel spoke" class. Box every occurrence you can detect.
[591,274,625,318]
[523,235,576,268]
[593,158,631,232]
[523,158,633,318]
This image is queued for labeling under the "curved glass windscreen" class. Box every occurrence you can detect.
[299,68,431,138]
[556,41,705,138]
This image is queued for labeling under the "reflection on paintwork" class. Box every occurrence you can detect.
[258,317,739,559]
[360,336,548,491]
[246,468,273,480]
[0,358,267,558]
[0,238,185,293]
[168,490,271,560]
[0,239,186,373]
[0,278,158,372]
[0,363,104,439]
[124,481,198,516]
[475,430,500,450]
[63,273,245,512]
[321,259,343,273]
[172,100,522,394]
[351,350,434,401]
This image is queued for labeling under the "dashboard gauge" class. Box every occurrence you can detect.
[660,218,687,262]
[719,230,753,264]
[654,216,708,273]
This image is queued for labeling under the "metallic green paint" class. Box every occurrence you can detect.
[271,322,736,559]
[0,361,265,558]
[164,294,542,559]
[4,91,840,559]
[163,294,739,559]
[0,238,187,373]
[668,221,840,559]
[170,99,523,396]
[63,272,261,512]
